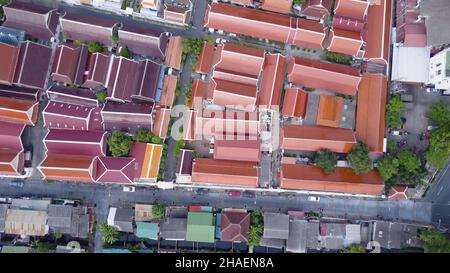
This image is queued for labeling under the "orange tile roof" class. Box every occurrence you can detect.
[39,154,96,182]
[189,79,207,109]
[192,158,259,187]
[281,124,356,153]
[213,139,261,162]
[327,28,364,56]
[0,149,23,175]
[165,36,183,70]
[261,0,293,14]
[160,75,177,107]
[388,185,408,200]
[292,18,327,49]
[0,42,20,85]
[364,0,392,65]
[183,110,195,140]
[0,97,38,125]
[152,108,171,139]
[281,164,384,195]
[258,53,287,111]
[210,78,257,110]
[287,57,361,96]
[334,0,369,21]
[281,89,308,118]
[316,95,343,128]
[355,73,387,155]
[195,42,215,74]
[130,142,162,180]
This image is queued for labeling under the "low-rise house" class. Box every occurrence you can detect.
[258,53,287,111]
[428,48,450,90]
[280,164,385,195]
[220,211,250,243]
[306,221,320,250]
[94,156,137,184]
[51,43,89,85]
[101,101,154,133]
[46,86,98,107]
[0,122,25,176]
[282,89,308,119]
[0,87,39,126]
[163,0,192,25]
[107,207,134,233]
[320,222,346,250]
[14,41,52,89]
[130,142,163,182]
[159,75,177,107]
[152,108,171,139]
[47,204,90,239]
[213,140,261,162]
[4,208,48,237]
[191,158,259,187]
[136,222,159,240]
[388,185,409,201]
[2,1,58,40]
[0,42,20,85]
[43,101,97,131]
[372,221,423,250]
[346,224,362,246]
[0,204,7,233]
[134,204,154,222]
[195,42,214,75]
[82,52,110,90]
[44,129,107,157]
[186,211,215,243]
[261,212,289,249]
[364,0,392,65]
[261,0,292,14]
[160,217,187,240]
[38,154,98,182]
[299,0,333,20]
[175,149,194,183]
[286,219,307,253]
[316,95,343,128]
[165,36,182,70]
[118,24,169,59]
[391,44,430,84]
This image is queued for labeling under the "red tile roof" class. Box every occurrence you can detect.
[388,185,408,200]
[258,53,287,111]
[95,156,136,184]
[355,73,387,155]
[0,121,25,152]
[334,0,369,21]
[152,108,171,139]
[61,13,115,47]
[189,79,207,109]
[281,89,308,118]
[14,41,52,89]
[195,42,215,74]
[39,154,97,182]
[287,57,361,96]
[327,28,364,56]
[43,101,94,131]
[364,0,392,65]
[51,43,88,85]
[316,95,343,128]
[210,78,257,110]
[82,52,109,90]
[281,164,384,195]
[292,18,327,49]
[300,0,333,19]
[0,42,20,85]
[221,211,250,242]
[261,0,292,14]
[118,25,169,59]
[165,36,183,70]
[164,5,191,25]
[214,139,261,162]
[44,129,107,157]
[160,75,177,107]
[0,96,39,126]
[183,110,196,140]
[46,86,98,107]
[403,23,427,47]
[281,124,356,153]
[101,101,154,133]
[192,158,259,187]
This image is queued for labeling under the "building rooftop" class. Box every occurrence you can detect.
[263,213,290,240]
[187,211,215,243]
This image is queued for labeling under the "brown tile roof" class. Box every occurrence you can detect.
[388,185,408,200]
[61,13,115,47]
[258,53,287,111]
[118,25,169,59]
[214,139,261,162]
[281,124,356,153]
[51,43,88,85]
[82,52,109,90]
[261,0,293,14]
[159,75,177,107]
[0,42,20,85]
[101,101,154,133]
[14,41,52,89]
[287,57,361,96]
[165,36,183,70]
[39,154,97,182]
[196,42,215,74]
[164,5,191,25]
[364,0,392,65]
[46,85,98,107]
[183,110,195,140]
[316,95,343,128]
[0,149,23,175]
[152,108,171,139]
[281,164,384,195]
[281,89,308,118]
[176,149,194,176]
[334,0,369,21]
[189,79,207,109]
[355,73,387,155]
[221,211,250,242]
[0,96,38,125]
[192,158,259,187]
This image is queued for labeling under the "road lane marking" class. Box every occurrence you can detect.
[437,186,443,196]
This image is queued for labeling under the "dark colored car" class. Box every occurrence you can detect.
[228,190,241,197]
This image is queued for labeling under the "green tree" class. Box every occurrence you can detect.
[426,127,450,169]
[427,101,450,128]
[151,135,164,144]
[344,244,366,253]
[385,96,404,129]
[29,240,53,253]
[314,149,339,174]
[378,156,399,181]
[387,139,397,153]
[387,166,427,187]
[324,51,351,65]
[108,131,133,157]
[397,150,421,172]
[174,140,185,158]
[87,42,104,53]
[119,46,133,59]
[133,128,153,143]
[419,229,450,253]
[111,32,119,45]
[100,224,119,245]
[55,231,63,242]
[248,210,264,247]
[96,90,107,103]
[152,203,166,219]
[347,142,373,174]
[293,0,306,5]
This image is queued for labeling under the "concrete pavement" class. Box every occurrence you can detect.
[424,160,450,230]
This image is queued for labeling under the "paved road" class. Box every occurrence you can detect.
[424,160,450,230]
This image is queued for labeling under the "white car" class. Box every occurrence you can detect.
[308,196,320,202]
[122,186,136,192]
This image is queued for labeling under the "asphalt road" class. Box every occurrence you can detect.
[424,160,450,230]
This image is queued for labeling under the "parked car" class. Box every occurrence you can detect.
[122,186,135,192]
[9,180,24,188]
[308,196,320,202]
[227,190,241,197]
[209,143,214,154]
[426,87,440,93]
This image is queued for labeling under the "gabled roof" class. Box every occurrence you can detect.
[165,36,182,70]
[0,42,20,85]
[14,41,52,89]
[316,95,343,128]
[159,75,177,107]
[192,158,259,187]
[152,108,171,139]
[186,211,215,243]
[82,52,109,90]
[300,0,333,19]
[95,156,136,184]
[118,25,169,59]
[163,5,192,25]
[258,53,287,111]
[61,13,115,47]
[209,78,257,110]
[281,124,356,153]
[281,164,384,195]
[281,89,308,118]
[221,211,250,243]
[292,18,327,49]
[3,1,58,40]
[176,149,194,176]
[0,121,25,175]
[44,128,107,157]
[213,139,261,162]
[101,101,154,133]
[263,212,290,239]
[261,0,293,14]
[0,94,39,126]
[327,28,364,57]
[364,0,392,65]
[4,209,48,236]
[130,142,162,180]
[43,101,94,131]
[195,42,215,74]
[287,57,361,96]
[39,154,97,182]
[46,85,98,107]
[356,73,387,155]
[334,0,369,21]
[51,43,89,85]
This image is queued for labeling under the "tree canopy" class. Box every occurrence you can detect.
[119,46,133,59]
[152,203,166,219]
[347,142,373,174]
[108,131,133,157]
[314,149,339,174]
[397,150,421,173]
[96,90,107,103]
[378,156,399,181]
[248,210,264,247]
[344,244,366,253]
[87,42,104,53]
[133,128,153,143]
[100,224,119,245]
[385,96,404,129]
[419,229,450,253]
[426,127,450,169]
[427,101,450,128]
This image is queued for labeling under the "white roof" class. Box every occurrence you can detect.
[391,44,430,83]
